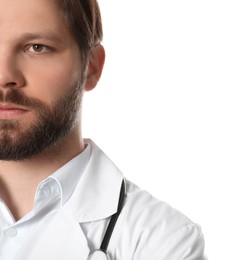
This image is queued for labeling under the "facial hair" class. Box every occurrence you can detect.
[0,83,83,161]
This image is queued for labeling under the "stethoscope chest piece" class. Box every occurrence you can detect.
[88,250,110,260]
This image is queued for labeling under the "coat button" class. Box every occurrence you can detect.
[7,228,17,238]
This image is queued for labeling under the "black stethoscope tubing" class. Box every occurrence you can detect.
[88,179,126,259]
[100,179,126,252]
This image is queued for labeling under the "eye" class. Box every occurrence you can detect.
[27,44,51,53]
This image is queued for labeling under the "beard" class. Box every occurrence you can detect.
[0,82,83,161]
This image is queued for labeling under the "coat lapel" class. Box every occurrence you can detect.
[20,206,89,260]
[69,139,124,223]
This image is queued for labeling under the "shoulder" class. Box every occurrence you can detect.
[112,179,205,260]
[124,179,195,229]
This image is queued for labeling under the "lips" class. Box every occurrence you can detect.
[0,104,27,110]
[0,103,29,117]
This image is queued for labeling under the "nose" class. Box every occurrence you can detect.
[0,53,25,89]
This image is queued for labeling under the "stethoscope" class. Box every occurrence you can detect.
[88,180,126,260]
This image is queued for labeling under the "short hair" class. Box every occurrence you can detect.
[56,0,103,66]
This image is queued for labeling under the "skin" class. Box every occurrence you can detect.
[0,0,105,220]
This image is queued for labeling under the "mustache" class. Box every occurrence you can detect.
[0,89,43,109]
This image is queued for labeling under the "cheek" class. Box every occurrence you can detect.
[22,54,83,105]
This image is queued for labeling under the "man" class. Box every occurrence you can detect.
[0,0,205,259]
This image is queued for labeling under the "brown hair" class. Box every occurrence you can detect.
[56,0,103,65]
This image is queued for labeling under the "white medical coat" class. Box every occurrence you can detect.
[18,140,205,260]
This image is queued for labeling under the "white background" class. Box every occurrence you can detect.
[83,1,243,259]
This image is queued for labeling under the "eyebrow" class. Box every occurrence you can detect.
[17,31,65,45]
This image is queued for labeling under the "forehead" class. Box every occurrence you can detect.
[0,0,69,38]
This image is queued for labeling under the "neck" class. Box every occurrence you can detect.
[0,130,84,221]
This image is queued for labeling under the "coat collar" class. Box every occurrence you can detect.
[68,139,124,223]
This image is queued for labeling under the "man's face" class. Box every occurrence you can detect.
[0,0,85,160]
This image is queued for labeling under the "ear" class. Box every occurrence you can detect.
[84,44,105,91]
